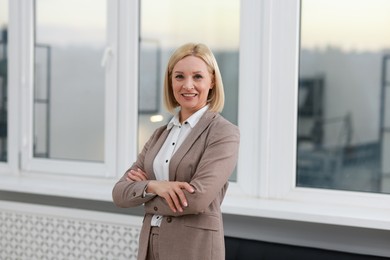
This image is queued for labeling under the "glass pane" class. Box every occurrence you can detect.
[139,0,240,180]
[0,0,8,162]
[34,0,106,162]
[297,0,390,193]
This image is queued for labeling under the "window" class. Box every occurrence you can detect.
[138,0,239,180]
[20,0,118,177]
[0,0,8,162]
[2,0,390,231]
[222,0,390,231]
[297,0,390,194]
[0,0,135,199]
[34,0,106,161]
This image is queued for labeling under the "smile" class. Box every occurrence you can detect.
[182,93,197,97]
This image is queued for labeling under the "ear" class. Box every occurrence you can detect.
[210,78,215,89]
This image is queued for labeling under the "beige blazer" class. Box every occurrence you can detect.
[112,111,240,260]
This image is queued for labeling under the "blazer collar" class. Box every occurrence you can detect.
[168,110,218,180]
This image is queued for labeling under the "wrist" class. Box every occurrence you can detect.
[146,180,156,193]
[143,182,156,198]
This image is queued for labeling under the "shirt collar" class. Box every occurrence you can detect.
[167,105,209,130]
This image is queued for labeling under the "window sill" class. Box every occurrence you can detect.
[222,192,390,231]
[0,172,115,201]
[2,172,389,232]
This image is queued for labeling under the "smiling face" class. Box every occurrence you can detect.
[171,55,213,122]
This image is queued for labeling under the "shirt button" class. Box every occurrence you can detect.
[132,192,136,196]
[165,160,168,163]
[172,142,175,145]
[154,207,158,211]
[166,217,172,223]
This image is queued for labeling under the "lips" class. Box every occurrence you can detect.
[182,93,197,97]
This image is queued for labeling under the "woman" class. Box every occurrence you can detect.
[112,43,240,260]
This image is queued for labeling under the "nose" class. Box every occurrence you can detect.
[183,79,194,90]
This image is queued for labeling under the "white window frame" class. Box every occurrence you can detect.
[0,0,140,200]
[19,0,118,177]
[223,0,390,231]
[2,0,390,232]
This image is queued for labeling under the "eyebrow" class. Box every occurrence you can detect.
[173,70,204,74]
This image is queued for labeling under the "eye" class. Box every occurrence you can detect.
[174,74,184,79]
[194,74,203,80]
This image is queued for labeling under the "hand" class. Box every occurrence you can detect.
[126,168,148,182]
[147,180,195,213]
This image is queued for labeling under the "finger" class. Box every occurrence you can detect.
[180,182,195,193]
[129,175,142,181]
[126,175,139,182]
[127,171,135,179]
[163,193,177,213]
[137,171,148,181]
[136,168,148,179]
[128,170,147,181]
[169,190,183,212]
[128,172,144,182]
[132,172,147,181]
[176,188,188,207]
[134,169,148,180]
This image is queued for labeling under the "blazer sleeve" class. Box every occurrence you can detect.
[112,127,162,208]
[144,121,240,216]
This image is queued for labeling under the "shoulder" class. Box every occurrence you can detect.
[151,124,168,139]
[204,111,240,139]
[143,124,168,149]
[207,111,239,130]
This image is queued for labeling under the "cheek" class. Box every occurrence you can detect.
[202,83,212,95]
[171,83,181,99]
[172,82,180,93]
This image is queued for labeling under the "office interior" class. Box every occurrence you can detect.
[0,0,390,259]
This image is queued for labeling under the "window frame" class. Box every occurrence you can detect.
[0,0,139,200]
[223,0,390,231]
[1,0,390,232]
[19,0,118,177]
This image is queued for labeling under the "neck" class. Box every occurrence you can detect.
[179,111,191,124]
[179,105,207,124]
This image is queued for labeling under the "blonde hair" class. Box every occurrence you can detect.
[163,43,225,113]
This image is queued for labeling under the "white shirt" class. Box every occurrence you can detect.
[150,105,209,226]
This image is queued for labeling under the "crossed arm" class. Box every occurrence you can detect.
[127,127,239,215]
[126,168,194,213]
[113,121,239,215]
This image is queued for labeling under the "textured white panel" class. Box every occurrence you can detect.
[0,203,141,260]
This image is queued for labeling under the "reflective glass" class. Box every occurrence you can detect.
[297,0,390,193]
[0,0,8,162]
[139,0,240,180]
[34,0,106,161]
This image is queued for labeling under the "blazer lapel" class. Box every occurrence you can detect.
[144,128,170,180]
[168,111,218,181]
